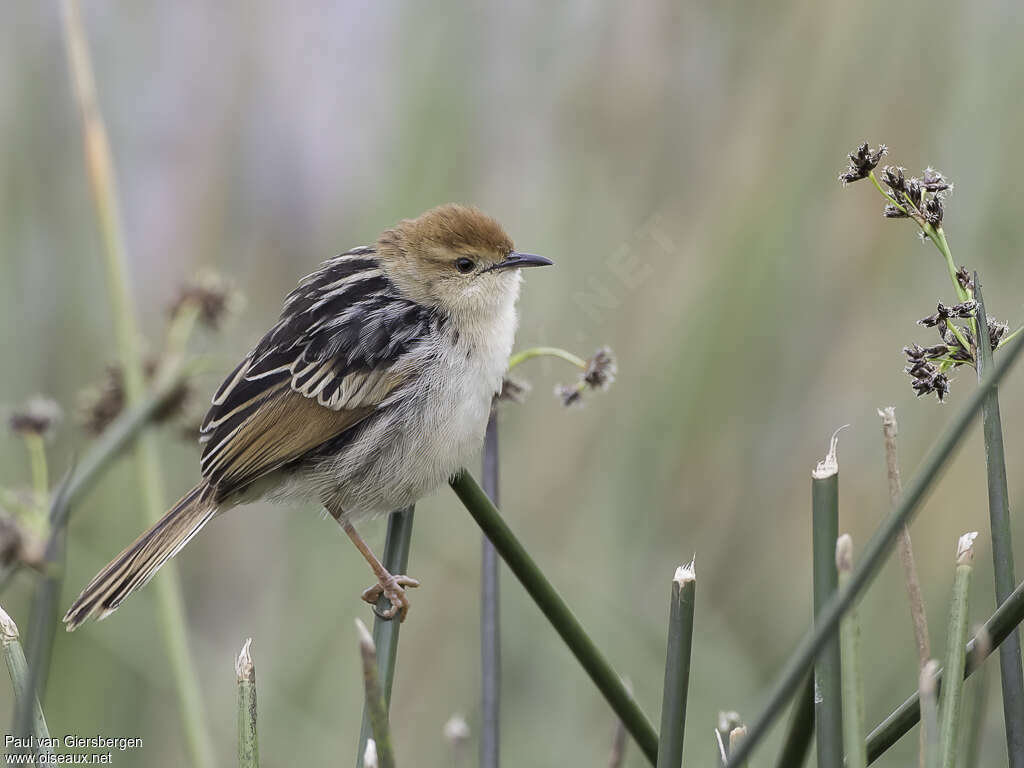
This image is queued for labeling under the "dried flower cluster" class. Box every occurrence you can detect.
[168,270,243,330]
[78,360,191,435]
[838,142,887,185]
[555,347,617,407]
[7,396,62,440]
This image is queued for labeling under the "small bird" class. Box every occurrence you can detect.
[63,204,552,630]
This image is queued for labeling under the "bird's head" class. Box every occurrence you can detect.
[376,204,552,316]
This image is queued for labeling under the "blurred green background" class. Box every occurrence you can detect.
[2,1,1024,766]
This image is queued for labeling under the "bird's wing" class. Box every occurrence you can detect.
[198,247,438,497]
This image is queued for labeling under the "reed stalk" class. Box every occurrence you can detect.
[236,639,259,768]
[921,661,941,768]
[356,619,395,768]
[837,535,865,768]
[60,2,215,765]
[0,605,53,762]
[355,507,414,768]
[812,432,843,768]
[725,328,1024,768]
[450,471,659,764]
[938,534,976,768]
[962,628,991,768]
[973,276,1024,766]
[656,560,696,768]
[481,409,501,768]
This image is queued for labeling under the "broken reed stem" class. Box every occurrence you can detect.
[866,575,1024,763]
[921,661,941,768]
[480,410,501,768]
[236,639,259,768]
[879,406,930,768]
[450,471,660,765]
[879,407,931,667]
[1,605,53,761]
[656,560,696,768]
[725,328,1024,768]
[812,432,843,768]
[60,3,215,766]
[939,534,977,768]
[773,673,814,768]
[838,535,866,768]
[355,507,414,768]
[357,619,395,768]
[728,727,748,768]
[973,276,1024,767]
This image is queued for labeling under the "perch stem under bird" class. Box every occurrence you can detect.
[62,205,552,630]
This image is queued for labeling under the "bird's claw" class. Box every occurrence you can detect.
[361,574,420,622]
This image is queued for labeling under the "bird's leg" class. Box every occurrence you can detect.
[328,506,419,622]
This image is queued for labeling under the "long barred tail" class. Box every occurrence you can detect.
[63,483,218,631]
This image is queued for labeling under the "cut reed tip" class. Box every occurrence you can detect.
[235,638,254,681]
[956,532,978,565]
[812,425,849,479]
[0,604,18,641]
[355,617,375,651]
[674,556,697,586]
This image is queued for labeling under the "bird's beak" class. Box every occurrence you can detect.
[488,252,554,272]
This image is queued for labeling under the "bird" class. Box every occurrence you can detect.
[63,204,552,630]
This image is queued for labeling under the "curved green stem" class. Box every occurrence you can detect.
[508,346,586,370]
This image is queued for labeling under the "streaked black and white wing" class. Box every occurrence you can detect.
[197,247,437,497]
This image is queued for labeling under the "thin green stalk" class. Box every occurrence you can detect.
[939,534,976,768]
[973,275,1024,767]
[725,328,1024,768]
[656,560,697,768]
[773,674,814,768]
[812,436,843,768]
[962,628,991,768]
[356,618,395,768]
[15,472,72,742]
[837,535,866,768]
[61,2,215,765]
[24,435,48,503]
[866,575,1024,763]
[450,472,659,765]
[481,410,501,768]
[356,507,415,768]
[507,346,586,370]
[236,639,259,768]
[921,661,941,768]
[1,605,54,762]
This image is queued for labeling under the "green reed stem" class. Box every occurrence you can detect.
[726,328,1024,768]
[866,574,1024,763]
[1,606,53,762]
[236,639,259,768]
[481,410,501,768]
[450,472,659,765]
[838,535,866,768]
[812,450,843,768]
[356,507,415,768]
[921,662,941,768]
[774,673,815,768]
[656,561,696,768]
[60,2,216,765]
[357,619,395,768]
[961,629,991,768]
[939,535,975,768]
[973,275,1024,767]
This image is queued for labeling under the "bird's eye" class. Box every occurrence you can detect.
[454,257,476,274]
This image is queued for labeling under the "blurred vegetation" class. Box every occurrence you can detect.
[2,1,1023,766]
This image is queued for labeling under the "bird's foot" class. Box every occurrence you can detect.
[361,573,420,622]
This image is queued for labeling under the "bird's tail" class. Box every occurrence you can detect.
[63,483,217,631]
